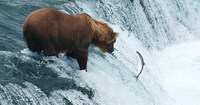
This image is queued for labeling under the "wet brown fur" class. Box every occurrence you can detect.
[23,8,118,70]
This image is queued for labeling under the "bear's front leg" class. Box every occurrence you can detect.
[76,50,88,72]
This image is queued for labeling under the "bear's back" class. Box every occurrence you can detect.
[23,8,95,55]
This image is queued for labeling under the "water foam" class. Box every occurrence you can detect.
[150,40,200,105]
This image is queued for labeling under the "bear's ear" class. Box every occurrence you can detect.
[115,32,119,38]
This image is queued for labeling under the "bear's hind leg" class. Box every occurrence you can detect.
[29,41,42,52]
[43,45,58,56]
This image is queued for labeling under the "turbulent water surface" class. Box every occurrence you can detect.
[0,0,200,105]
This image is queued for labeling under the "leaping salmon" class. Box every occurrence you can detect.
[135,51,145,80]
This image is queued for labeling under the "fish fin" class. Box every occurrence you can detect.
[133,76,139,81]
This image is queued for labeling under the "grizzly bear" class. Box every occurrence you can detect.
[23,8,119,71]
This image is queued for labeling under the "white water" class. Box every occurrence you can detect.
[150,40,200,105]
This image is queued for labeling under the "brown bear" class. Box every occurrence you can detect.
[23,8,119,71]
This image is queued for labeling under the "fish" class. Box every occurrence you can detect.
[134,51,145,80]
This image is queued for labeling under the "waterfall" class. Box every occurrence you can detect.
[0,0,199,105]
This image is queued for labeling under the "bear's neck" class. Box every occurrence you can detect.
[92,22,107,42]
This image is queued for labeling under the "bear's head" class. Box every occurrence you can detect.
[93,21,119,53]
